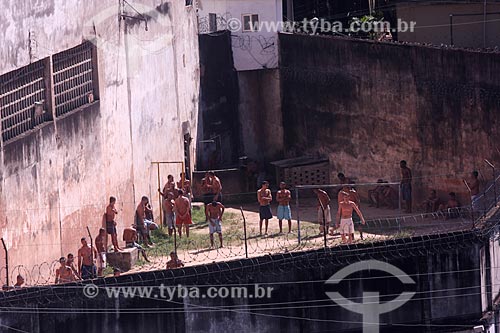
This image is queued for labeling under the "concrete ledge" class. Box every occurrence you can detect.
[106,248,138,271]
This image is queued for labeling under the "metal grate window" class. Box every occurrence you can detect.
[0,60,47,143]
[53,42,95,117]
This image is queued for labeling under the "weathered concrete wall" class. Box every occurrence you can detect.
[238,69,284,163]
[197,0,282,71]
[279,34,500,201]
[397,2,500,48]
[0,232,485,332]
[0,0,200,280]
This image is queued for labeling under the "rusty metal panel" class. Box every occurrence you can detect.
[52,42,95,117]
[0,59,47,143]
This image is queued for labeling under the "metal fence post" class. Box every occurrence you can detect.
[295,188,301,244]
[240,207,249,259]
[1,238,8,287]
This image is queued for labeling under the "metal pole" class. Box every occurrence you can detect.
[398,183,402,215]
[483,0,487,48]
[86,226,95,279]
[157,163,163,227]
[322,205,327,249]
[485,160,497,207]
[240,207,249,259]
[463,179,475,228]
[1,238,8,287]
[479,171,488,218]
[295,188,301,244]
[449,14,454,46]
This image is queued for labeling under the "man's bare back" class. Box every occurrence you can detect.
[315,189,330,208]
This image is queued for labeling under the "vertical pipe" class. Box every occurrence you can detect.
[1,238,8,287]
[295,188,301,244]
[86,226,95,278]
[398,184,402,215]
[449,15,454,46]
[240,207,249,259]
[157,163,162,226]
[483,0,487,48]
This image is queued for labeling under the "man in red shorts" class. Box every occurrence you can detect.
[174,189,192,238]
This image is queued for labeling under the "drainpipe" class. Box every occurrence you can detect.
[483,0,487,48]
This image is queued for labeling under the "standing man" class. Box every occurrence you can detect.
[258,181,273,236]
[468,171,480,211]
[105,197,122,252]
[77,237,98,280]
[159,175,176,199]
[313,188,331,235]
[95,228,107,277]
[175,189,192,238]
[163,192,175,236]
[336,191,366,244]
[66,253,80,279]
[136,196,153,246]
[201,172,213,205]
[209,171,223,202]
[276,182,292,233]
[55,257,78,284]
[205,201,225,248]
[400,160,413,213]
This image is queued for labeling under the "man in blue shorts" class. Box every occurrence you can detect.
[276,182,292,233]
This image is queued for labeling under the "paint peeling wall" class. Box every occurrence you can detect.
[0,0,199,282]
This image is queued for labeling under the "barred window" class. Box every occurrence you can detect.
[53,41,96,117]
[0,60,47,143]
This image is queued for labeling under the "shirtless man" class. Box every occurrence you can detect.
[209,171,223,202]
[438,192,461,219]
[78,237,98,280]
[55,257,78,284]
[205,201,225,248]
[95,228,107,277]
[338,186,363,240]
[201,172,213,205]
[123,225,150,262]
[313,189,331,235]
[400,160,412,213]
[337,173,351,185]
[105,197,122,252]
[159,175,176,199]
[163,192,175,236]
[258,181,273,235]
[136,196,153,245]
[166,252,184,270]
[276,182,292,233]
[13,275,24,288]
[466,171,480,211]
[174,189,192,238]
[66,253,80,279]
[336,191,366,244]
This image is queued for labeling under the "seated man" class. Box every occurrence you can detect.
[380,183,398,209]
[421,190,440,213]
[368,179,385,208]
[438,192,461,219]
[166,252,184,269]
[135,196,157,246]
[123,226,150,262]
[55,257,78,284]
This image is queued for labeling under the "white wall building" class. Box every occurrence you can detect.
[197,0,283,71]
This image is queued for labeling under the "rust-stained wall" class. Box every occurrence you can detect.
[0,0,200,284]
[238,69,284,162]
[279,34,500,202]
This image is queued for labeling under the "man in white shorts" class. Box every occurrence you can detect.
[336,191,366,244]
[205,201,225,248]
